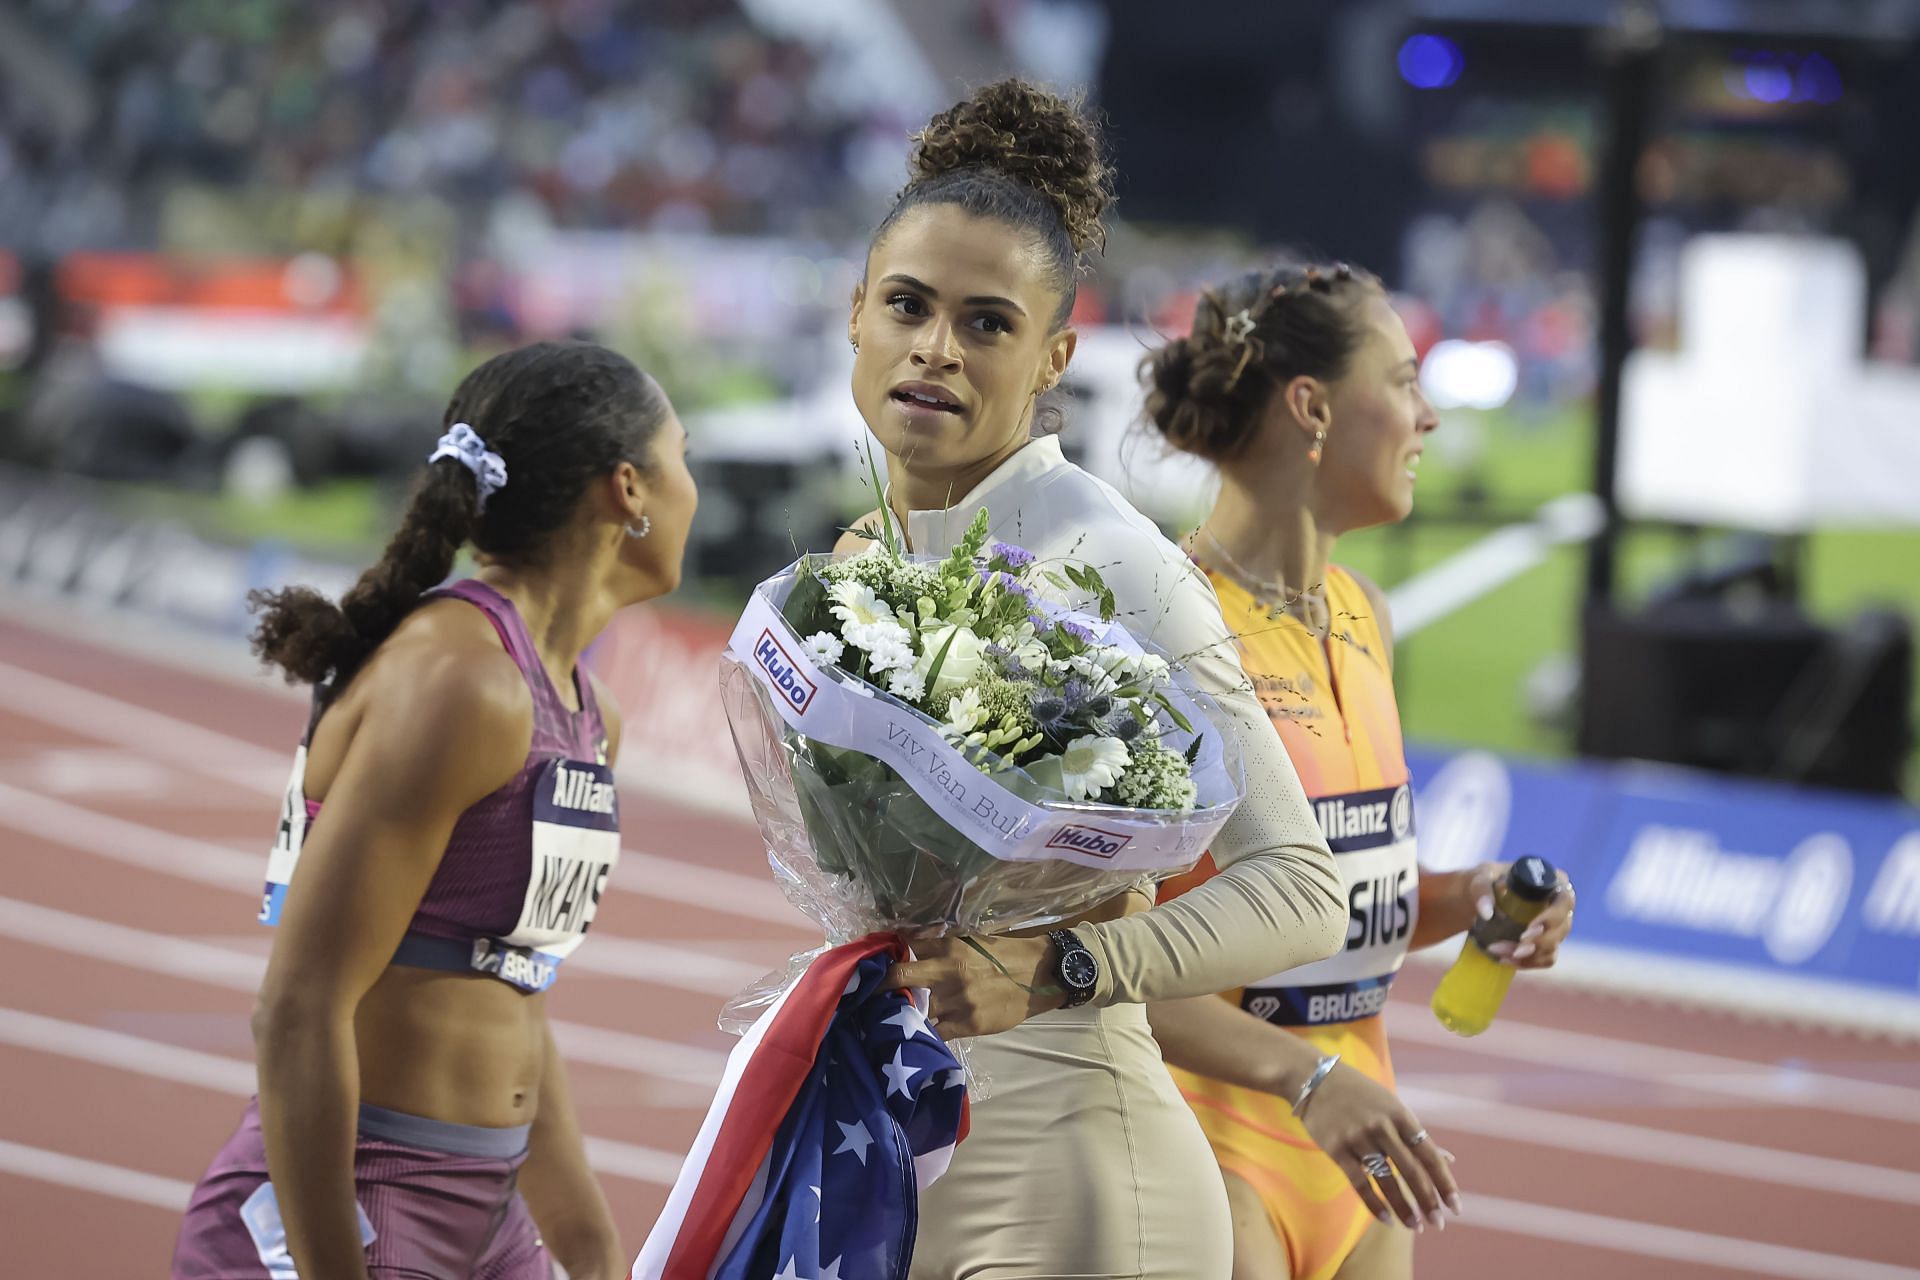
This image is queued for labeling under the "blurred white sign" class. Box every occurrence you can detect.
[1620,234,1920,531]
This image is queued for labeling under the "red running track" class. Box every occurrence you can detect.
[0,605,1917,1279]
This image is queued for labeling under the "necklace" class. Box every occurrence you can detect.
[1192,526,1327,627]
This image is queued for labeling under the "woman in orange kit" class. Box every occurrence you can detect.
[1142,262,1576,1279]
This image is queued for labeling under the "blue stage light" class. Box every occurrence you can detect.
[1398,34,1463,91]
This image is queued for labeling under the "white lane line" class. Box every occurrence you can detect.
[0,1007,686,1189]
[0,758,798,930]
[613,852,799,927]
[1401,1084,1920,1206]
[551,1021,727,1086]
[0,896,262,992]
[0,899,734,1087]
[14,895,1920,1215]
[1462,1192,1920,1280]
[1388,1009,1920,1126]
[0,1139,195,1212]
[0,1007,256,1094]
[0,658,288,785]
[0,781,263,892]
[0,892,768,1005]
[581,1137,684,1187]
[6,1001,1919,1272]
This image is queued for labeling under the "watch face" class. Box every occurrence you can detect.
[1060,948,1098,990]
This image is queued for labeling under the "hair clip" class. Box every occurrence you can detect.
[1223,309,1257,346]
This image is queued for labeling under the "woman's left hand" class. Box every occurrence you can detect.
[885,934,1065,1038]
[1463,862,1575,968]
[546,1228,626,1280]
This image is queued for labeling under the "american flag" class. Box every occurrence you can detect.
[633,935,970,1280]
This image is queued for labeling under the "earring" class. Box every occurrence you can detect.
[624,515,651,539]
[1307,428,1326,465]
[849,337,859,352]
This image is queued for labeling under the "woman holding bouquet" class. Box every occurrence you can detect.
[172,342,698,1280]
[833,81,1346,1278]
[1140,264,1575,1279]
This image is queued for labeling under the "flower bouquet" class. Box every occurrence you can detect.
[718,503,1245,1034]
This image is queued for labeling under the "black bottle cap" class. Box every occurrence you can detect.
[1507,855,1561,902]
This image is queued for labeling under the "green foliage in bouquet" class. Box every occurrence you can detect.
[764,498,1210,927]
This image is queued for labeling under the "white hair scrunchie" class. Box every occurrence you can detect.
[426,422,508,509]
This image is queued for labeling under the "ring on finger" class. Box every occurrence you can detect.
[1361,1152,1393,1180]
[1406,1130,1429,1147]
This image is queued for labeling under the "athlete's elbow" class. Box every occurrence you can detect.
[250,985,343,1060]
[1296,846,1348,962]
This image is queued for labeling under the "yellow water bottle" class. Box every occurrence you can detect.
[1431,855,1560,1036]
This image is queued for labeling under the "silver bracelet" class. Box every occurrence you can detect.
[1290,1053,1341,1117]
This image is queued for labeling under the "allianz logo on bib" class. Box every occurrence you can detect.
[1605,825,1853,965]
[754,629,816,713]
[1317,796,1390,841]
[551,764,616,815]
[1046,824,1132,859]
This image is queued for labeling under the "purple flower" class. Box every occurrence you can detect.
[990,541,1037,569]
[1060,620,1097,644]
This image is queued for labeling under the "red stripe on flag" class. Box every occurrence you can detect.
[660,933,905,1277]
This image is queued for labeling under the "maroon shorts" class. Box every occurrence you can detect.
[170,1098,548,1279]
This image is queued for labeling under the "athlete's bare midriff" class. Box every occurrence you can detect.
[353,966,547,1128]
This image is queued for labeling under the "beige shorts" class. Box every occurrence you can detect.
[910,1003,1232,1280]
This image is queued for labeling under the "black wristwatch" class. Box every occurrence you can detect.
[1047,928,1099,1008]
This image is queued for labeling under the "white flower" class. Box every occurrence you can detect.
[865,633,916,675]
[914,623,987,698]
[887,668,927,702]
[845,616,911,655]
[1059,735,1131,801]
[829,582,895,631]
[943,686,987,735]
[1127,653,1171,683]
[801,631,845,666]
[1066,653,1121,692]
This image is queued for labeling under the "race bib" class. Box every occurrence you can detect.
[1239,782,1419,1027]
[258,746,310,927]
[242,1182,375,1277]
[491,757,621,957]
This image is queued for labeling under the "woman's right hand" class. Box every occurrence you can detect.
[1297,1063,1461,1231]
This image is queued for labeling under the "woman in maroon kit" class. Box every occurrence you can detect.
[172,341,697,1280]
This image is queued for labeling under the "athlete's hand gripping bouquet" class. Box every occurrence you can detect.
[718,505,1245,1048]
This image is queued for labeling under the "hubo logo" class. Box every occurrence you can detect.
[753,629,816,713]
[1046,823,1132,859]
[1389,784,1413,841]
[1414,752,1511,872]
[1606,826,1853,965]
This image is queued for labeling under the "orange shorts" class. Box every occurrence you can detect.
[1171,1017,1393,1280]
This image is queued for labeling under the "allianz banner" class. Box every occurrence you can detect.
[1409,747,1920,1001]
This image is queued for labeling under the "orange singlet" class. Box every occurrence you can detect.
[1160,564,1418,1280]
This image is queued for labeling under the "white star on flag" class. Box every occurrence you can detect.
[770,1259,808,1280]
[809,1184,821,1222]
[832,1118,873,1165]
[881,1002,931,1041]
[943,1068,967,1089]
[881,1046,924,1099]
[819,1259,844,1280]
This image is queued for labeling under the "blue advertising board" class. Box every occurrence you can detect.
[1407,746,1920,1005]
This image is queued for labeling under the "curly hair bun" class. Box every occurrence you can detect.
[909,79,1114,254]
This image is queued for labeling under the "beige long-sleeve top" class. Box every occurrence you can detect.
[899,435,1344,1004]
